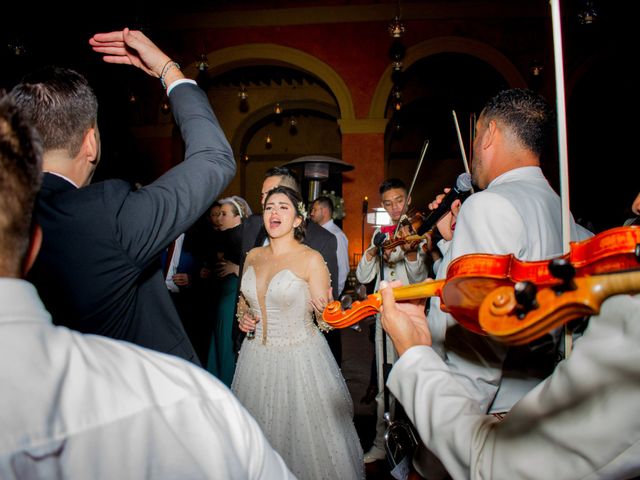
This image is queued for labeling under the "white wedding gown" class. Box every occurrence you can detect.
[232,265,364,480]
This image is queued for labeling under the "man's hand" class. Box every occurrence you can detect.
[380,280,431,356]
[89,28,184,85]
[172,273,191,287]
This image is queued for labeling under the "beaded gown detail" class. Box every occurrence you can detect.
[232,262,364,480]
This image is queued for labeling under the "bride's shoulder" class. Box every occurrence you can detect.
[246,246,268,264]
[299,245,325,265]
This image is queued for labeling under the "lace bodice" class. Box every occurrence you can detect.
[242,266,320,346]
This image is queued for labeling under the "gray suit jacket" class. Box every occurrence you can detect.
[28,82,235,364]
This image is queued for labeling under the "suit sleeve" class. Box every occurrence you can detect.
[323,234,339,299]
[113,82,236,267]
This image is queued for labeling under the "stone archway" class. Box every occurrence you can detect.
[369,36,527,120]
[183,43,355,121]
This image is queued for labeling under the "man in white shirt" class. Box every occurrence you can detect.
[310,195,350,296]
[0,36,292,480]
[386,88,594,478]
[355,178,429,463]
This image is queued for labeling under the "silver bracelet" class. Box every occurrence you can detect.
[160,61,180,89]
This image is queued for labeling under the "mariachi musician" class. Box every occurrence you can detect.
[388,87,592,478]
[355,177,429,463]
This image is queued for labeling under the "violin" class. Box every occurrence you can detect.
[479,269,640,345]
[323,226,640,331]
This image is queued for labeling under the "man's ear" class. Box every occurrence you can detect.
[23,223,42,275]
[482,120,497,149]
[83,127,99,165]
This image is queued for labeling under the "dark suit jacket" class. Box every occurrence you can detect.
[239,214,339,299]
[28,83,235,364]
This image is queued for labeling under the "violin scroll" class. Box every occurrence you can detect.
[479,270,640,345]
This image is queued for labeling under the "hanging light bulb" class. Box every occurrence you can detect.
[289,118,298,136]
[128,92,137,104]
[243,153,250,162]
[238,86,249,112]
[160,98,171,114]
[274,103,282,115]
[197,54,209,72]
[265,133,272,149]
[578,1,598,25]
[388,15,405,38]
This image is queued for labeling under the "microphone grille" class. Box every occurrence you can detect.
[456,172,473,192]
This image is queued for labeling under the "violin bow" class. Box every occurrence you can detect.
[452,110,475,194]
[550,0,574,356]
[551,0,572,255]
[393,139,430,238]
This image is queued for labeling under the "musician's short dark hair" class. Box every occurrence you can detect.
[379,178,407,196]
[480,88,554,157]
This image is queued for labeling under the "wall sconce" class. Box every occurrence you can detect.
[128,92,137,104]
[196,54,209,72]
[243,154,250,162]
[274,103,282,115]
[265,133,272,149]
[367,207,392,227]
[289,118,298,136]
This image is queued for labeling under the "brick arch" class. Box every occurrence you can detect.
[183,43,355,121]
[369,36,527,119]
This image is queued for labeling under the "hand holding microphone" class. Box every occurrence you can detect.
[417,173,472,236]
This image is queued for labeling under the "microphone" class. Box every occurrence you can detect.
[373,231,387,247]
[417,173,473,236]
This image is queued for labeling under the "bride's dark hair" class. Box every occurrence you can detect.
[264,186,307,241]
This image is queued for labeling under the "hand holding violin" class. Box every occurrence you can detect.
[379,280,431,356]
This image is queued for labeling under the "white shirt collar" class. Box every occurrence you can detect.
[488,166,543,188]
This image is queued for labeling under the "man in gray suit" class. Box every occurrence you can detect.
[12,29,235,365]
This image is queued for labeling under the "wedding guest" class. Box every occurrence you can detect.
[12,28,235,364]
[0,88,292,479]
[207,195,252,386]
[233,186,364,479]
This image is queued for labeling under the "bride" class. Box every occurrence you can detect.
[232,186,364,479]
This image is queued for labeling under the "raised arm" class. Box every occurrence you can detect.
[89,28,184,88]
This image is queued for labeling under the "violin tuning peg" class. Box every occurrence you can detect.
[549,258,577,292]
[514,281,538,316]
[355,284,367,301]
[340,295,353,310]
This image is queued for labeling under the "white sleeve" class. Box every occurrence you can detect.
[388,294,640,480]
[356,229,380,284]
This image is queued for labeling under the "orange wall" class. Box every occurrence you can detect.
[341,132,385,264]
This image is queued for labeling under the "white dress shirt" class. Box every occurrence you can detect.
[164,233,185,293]
[430,166,591,413]
[389,293,640,480]
[321,219,350,295]
[0,278,293,479]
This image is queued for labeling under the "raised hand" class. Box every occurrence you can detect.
[89,28,184,85]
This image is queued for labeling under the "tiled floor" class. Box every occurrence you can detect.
[340,319,396,480]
